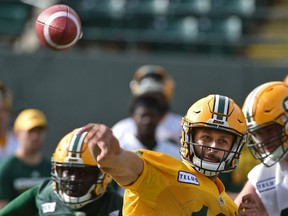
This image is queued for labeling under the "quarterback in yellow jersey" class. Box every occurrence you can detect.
[79,94,259,216]
[124,150,238,215]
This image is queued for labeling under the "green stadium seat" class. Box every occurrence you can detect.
[57,0,245,55]
[59,0,127,20]
[198,16,242,42]
[0,1,32,39]
[211,0,256,17]
[127,0,170,16]
[171,0,211,16]
[81,14,199,45]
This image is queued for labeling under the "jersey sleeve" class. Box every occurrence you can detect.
[124,150,183,199]
[0,186,38,216]
[0,157,15,200]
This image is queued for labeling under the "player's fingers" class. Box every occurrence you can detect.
[89,142,101,161]
[242,193,257,204]
[238,206,246,216]
[78,123,108,144]
[238,201,259,216]
[239,207,259,216]
[76,124,105,158]
[77,123,96,137]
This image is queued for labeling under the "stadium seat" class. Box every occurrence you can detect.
[81,14,199,45]
[171,0,211,15]
[57,0,245,54]
[153,15,199,42]
[0,1,32,40]
[211,0,256,17]
[126,0,170,16]
[59,0,127,19]
[198,16,242,42]
[59,0,128,42]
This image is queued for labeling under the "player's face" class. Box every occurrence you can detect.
[251,123,282,154]
[133,106,162,138]
[193,128,235,163]
[16,126,46,152]
[59,166,101,197]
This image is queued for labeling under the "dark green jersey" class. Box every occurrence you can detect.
[0,155,51,201]
[0,179,123,216]
[0,184,39,216]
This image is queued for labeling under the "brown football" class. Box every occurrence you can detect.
[35,4,82,51]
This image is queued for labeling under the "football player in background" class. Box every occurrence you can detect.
[235,81,288,216]
[116,92,180,159]
[80,94,259,215]
[112,92,181,195]
[0,128,123,216]
[0,81,18,161]
[0,108,50,209]
[112,65,182,145]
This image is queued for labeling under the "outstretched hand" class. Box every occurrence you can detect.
[77,123,143,186]
[237,194,259,216]
[77,123,120,167]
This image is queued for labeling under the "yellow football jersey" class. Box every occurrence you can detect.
[121,150,237,216]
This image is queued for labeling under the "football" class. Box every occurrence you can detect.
[35,4,82,51]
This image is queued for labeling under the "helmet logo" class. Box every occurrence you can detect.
[218,196,225,205]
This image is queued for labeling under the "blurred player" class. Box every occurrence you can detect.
[112,65,182,145]
[0,128,123,215]
[0,81,18,161]
[118,92,180,159]
[0,108,51,208]
[113,92,181,195]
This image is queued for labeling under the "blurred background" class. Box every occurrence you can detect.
[0,0,287,156]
